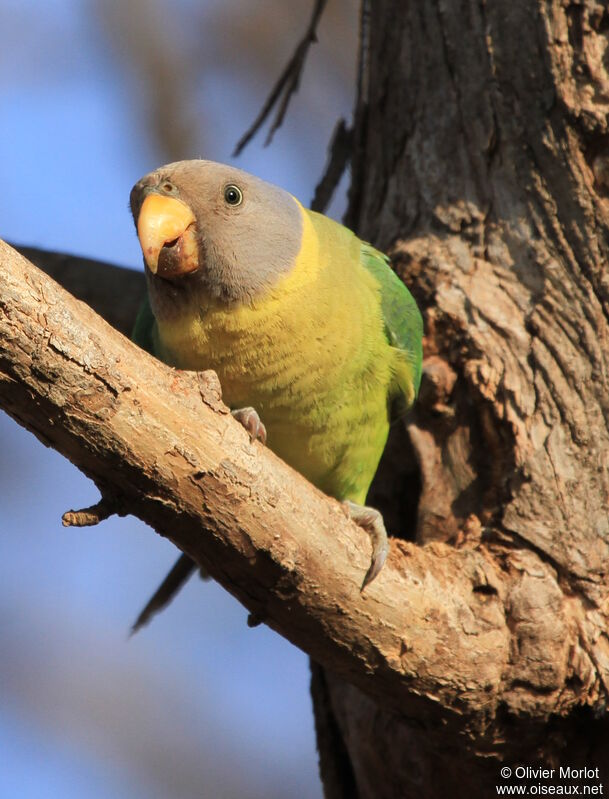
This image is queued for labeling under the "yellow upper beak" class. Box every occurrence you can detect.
[137,193,198,275]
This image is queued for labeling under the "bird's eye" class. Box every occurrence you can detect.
[224,184,243,206]
[161,182,175,193]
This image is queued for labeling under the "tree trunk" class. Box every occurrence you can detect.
[312,0,609,796]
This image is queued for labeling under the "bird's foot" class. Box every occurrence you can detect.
[231,406,267,445]
[343,500,389,591]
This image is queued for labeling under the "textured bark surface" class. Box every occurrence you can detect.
[311,0,609,796]
[0,240,514,720]
[4,1,609,795]
[14,245,146,337]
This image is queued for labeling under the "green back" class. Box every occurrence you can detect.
[360,243,423,399]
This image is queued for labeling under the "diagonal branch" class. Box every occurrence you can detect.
[310,117,353,213]
[3,238,581,732]
[13,244,145,337]
[233,0,328,156]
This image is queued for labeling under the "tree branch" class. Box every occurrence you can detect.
[13,244,145,336]
[310,118,352,214]
[0,238,513,726]
[4,238,605,745]
[233,0,328,156]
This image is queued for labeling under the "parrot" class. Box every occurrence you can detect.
[129,159,423,632]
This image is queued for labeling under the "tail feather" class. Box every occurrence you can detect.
[130,553,197,635]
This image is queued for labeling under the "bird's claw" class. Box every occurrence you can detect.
[343,500,389,590]
[231,406,267,445]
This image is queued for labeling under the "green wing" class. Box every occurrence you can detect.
[131,295,156,355]
[360,242,423,406]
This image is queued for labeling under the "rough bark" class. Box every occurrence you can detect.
[4,0,609,794]
[14,245,145,337]
[0,240,509,721]
[308,0,609,796]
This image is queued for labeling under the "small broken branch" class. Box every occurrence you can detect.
[311,118,353,213]
[233,0,328,156]
[62,497,119,527]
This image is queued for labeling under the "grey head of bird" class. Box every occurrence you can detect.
[130,159,303,320]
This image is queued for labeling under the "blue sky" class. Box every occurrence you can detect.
[0,2,356,797]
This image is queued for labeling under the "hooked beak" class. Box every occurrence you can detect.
[137,193,199,277]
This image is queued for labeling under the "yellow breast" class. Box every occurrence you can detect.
[155,204,396,501]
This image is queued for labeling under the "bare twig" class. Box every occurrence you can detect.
[233,0,328,156]
[62,497,119,527]
[310,118,353,213]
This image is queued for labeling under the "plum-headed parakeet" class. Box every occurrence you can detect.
[129,160,423,630]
